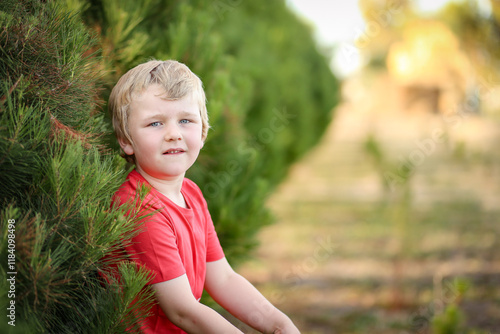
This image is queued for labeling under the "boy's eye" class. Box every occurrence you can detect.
[180,119,190,124]
[149,121,161,127]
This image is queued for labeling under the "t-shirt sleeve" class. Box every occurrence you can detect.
[125,211,186,285]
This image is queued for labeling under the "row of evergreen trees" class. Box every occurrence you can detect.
[1,0,339,332]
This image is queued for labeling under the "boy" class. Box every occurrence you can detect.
[108,59,300,334]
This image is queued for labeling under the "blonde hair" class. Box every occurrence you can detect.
[109,59,209,163]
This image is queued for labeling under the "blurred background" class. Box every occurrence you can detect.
[1,0,499,333]
[234,0,500,333]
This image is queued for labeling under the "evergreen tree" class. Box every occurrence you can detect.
[0,1,154,333]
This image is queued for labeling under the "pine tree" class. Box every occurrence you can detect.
[0,1,154,333]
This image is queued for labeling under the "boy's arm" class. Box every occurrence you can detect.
[152,274,243,333]
[205,257,300,334]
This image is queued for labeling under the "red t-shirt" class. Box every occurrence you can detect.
[113,170,225,333]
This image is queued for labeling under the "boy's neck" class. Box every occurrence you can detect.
[136,168,187,208]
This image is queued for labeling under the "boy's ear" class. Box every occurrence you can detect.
[201,132,207,147]
[118,136,134,155]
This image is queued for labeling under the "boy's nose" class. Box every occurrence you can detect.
[164,124,182,141]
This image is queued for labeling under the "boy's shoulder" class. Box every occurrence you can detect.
[181,177,201,194]
[181,177,207,207]
[114,169,148,200]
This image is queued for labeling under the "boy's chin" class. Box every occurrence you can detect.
[136,167,187,181]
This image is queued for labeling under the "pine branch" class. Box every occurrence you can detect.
[0,75,21,106]
[49,114,92,149]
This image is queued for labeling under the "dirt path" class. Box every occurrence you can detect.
[234,74,500,333]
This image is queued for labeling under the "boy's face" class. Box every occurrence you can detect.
[120,85,204,181]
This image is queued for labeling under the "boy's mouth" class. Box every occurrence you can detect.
[163,149,185,155]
